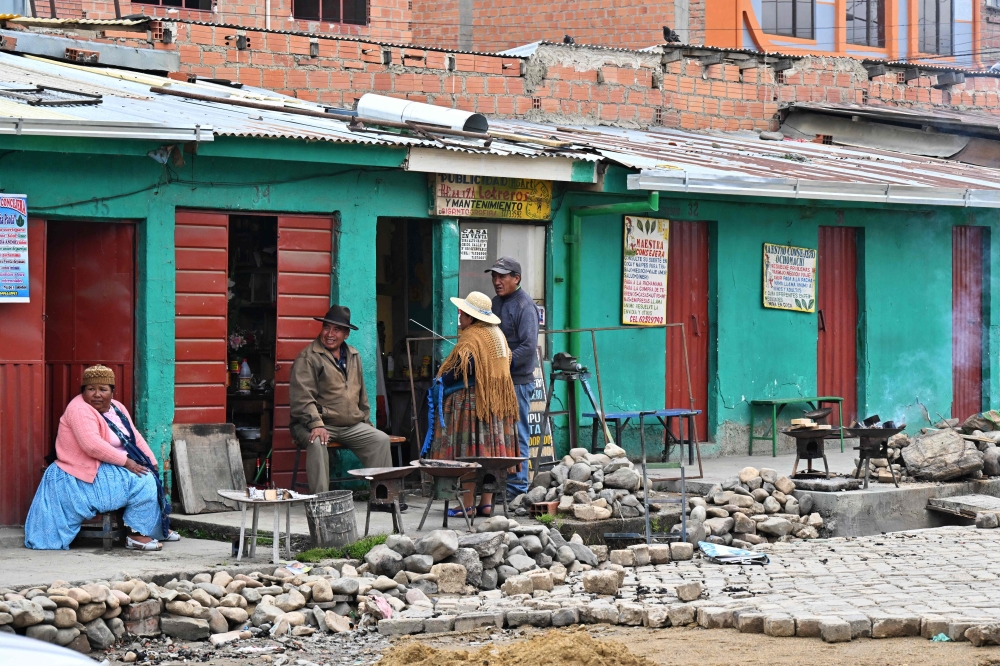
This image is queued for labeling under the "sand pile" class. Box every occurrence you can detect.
[377,629,656,666]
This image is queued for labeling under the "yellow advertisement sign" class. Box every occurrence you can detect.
[434,174,552,220]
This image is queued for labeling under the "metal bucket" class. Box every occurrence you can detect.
[305,490,358,548]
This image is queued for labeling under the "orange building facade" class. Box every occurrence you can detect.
[706,0,983,68]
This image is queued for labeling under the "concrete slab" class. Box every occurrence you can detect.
[927,493,1000,518]
[802,478,1000,537]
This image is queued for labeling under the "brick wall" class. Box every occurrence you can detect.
[24,23,1000,130]
[410,0,674,51]
[983,1,1000,66]
[65,0,412,42]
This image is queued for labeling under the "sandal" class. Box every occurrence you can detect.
[476,504,493,517]
[446,506,474,518]
[126,536,162,551]
[163,530,181,542]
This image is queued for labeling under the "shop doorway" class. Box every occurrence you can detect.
[173,211,335,490]
[44,221,136,459]
[226,216,279,482]
[952,226,987,420]
[377,218,435,452]
[666,220,709,440]
[817,226,860,425]
[457,221,546,310]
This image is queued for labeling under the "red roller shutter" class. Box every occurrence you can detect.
[0,218,46,525]
[174,212,229,424]
[666,220,709,440]
[953,226,985,421]
[271,216,334,489]
[817,226,858,425]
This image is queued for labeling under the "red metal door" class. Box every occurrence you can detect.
[0,218,46,525]
[174,212,229,424]
[666,220,709,440]
[44,222,135,449]
[271,215,333,489]
[817,226,859,425]
[953,226,985,420]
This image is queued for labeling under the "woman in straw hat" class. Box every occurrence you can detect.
[24,365,178,551]
[423,291,519,517]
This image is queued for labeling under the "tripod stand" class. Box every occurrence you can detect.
[534,353,612,472]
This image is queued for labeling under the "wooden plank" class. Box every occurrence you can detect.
[227,437,248,497]
[176,271,228,293]
[171,439,205,514]
[176,294,229,316]
[175,384,227,407]
[276,294,330,316]
[278,216,333,231]
[175,340,227,361]
[176,211,230,227]
[277,228,332,251]
[277,317,322,340]
[277,273,330,295]
[175,316,228,339]
[278,250,331,274]
[277,339,317,361]
[175,247,228,271]
[175,362,227,384]
[174,406,227,424]
[176,225,229,248]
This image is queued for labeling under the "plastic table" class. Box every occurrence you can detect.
[217,489,315,564]
[749,396,844,457]
[582,408,701,464]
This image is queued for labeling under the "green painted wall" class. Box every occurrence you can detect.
[0,142,428,481]
[544,188,1000,458]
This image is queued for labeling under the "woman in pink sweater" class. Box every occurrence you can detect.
[24,365,179,551]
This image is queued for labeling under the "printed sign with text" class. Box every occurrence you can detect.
[763,243,817,312]
[622,216,668,326]
[0,195,29,303]
[435,174,552,220]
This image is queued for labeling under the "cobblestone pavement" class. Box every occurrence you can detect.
[613,525,1000,639]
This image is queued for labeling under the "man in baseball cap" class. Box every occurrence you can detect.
[486,257,539,499]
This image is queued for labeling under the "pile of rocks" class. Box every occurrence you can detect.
[0,523,696,654]
[512,443,655,521]
[364,520,605,594]
[683,467,824,547]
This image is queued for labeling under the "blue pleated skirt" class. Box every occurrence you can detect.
[24,462,164,550]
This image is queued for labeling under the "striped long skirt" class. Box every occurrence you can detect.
[427,387,518,460]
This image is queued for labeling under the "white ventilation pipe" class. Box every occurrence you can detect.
[356,93,489,133]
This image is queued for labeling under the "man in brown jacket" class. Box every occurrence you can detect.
[289,305,391,494]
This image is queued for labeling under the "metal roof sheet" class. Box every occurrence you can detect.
[0,53,598,162]
[783,101,1000,134]
[492,120,1000,207]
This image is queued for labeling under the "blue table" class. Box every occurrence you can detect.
[583,409,701,464]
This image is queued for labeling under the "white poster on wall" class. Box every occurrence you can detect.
[460,227,488,260]
[763,243,817,312]
[622,216,668,326]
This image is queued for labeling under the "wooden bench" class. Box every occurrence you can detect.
[78,510,125,551]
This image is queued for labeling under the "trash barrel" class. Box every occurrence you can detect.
[304,490,358,548]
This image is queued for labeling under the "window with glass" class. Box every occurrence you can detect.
[760,0,815,39]
[919,0,953,54]
[294,0,367,24]
[846,0,885,46]
[133,0,211,10]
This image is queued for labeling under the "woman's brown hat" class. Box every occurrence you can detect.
[82,364,116,387]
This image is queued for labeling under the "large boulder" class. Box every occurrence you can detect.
[902,429,984,480]
[603,468,640,491]
[415,530,459,562]
[364,544,404,578]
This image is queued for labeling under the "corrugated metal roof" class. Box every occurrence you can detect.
[492,120,1000,207]
[5,16,151,27]
[783,101,1000,134]
[0,53,597,162]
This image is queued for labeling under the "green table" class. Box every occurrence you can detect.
[749,396,844,456]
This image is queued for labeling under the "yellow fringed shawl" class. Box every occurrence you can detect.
[436,322,519,421]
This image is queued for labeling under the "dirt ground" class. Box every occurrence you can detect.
[398,625,1000,666]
